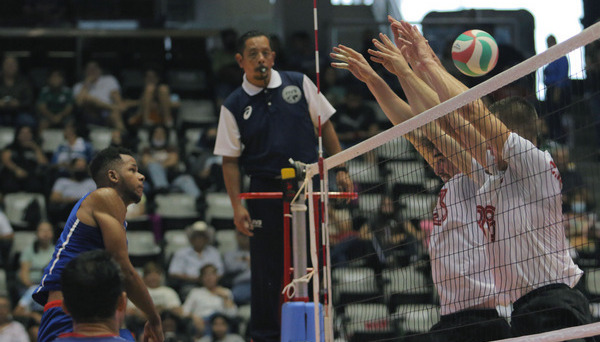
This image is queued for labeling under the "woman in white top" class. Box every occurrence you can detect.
[183,264,237,338]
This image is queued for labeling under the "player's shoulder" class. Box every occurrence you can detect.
[84,188,126,216]
[504,132,540,155]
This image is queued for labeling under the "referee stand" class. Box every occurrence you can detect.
[240,164,356,342]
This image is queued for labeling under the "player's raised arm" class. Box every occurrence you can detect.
[368,33,475,178]
[392,19,510,167]
[331,44,412,125]
[91,189,163,342]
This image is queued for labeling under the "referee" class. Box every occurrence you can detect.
[214,30,352,342]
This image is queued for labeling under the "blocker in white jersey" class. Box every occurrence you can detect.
[477,132,582,302]
[430,160,494,316]
[428,158,510,342]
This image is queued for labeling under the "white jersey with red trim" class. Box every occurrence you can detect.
[430,159,496,315]
[476,133,582,304]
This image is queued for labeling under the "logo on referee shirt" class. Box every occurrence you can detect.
[282,85,302,104]
[243,106,252,120]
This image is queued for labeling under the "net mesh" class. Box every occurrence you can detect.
[307,21,600,342]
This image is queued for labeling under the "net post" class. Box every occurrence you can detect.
[321,159,334,342]
[307,176,321,342]
[291,202,308,300]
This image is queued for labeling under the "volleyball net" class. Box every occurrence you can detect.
[300,21,600,342]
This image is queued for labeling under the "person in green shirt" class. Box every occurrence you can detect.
[37,70,74,130]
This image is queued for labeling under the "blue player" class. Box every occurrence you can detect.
[54,250,130,341]
[33,147,163,342]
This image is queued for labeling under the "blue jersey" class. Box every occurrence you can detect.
[223,71,318,178]
[33,192,126,305]
[53,333,129,342]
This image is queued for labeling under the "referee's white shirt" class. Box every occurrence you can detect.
[430,159,496,315]
[476,133,582,305]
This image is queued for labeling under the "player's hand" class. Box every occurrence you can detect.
[143,319,164,342]
[330,45,378,84]
[390,19,438,71]
[369,33,411,77]
[234,205,254,237]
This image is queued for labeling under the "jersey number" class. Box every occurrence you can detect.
[433,189,448,226]
[477,205,496,242]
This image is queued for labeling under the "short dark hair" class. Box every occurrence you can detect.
[488,96,539,143]
[200,264,217,277]
[143,261,163,276]
[89,146,133,185]
[209,312,231,327]
[237,30,271,54]
[61,250,124,323]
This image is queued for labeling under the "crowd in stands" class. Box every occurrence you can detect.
[0,27,599,341]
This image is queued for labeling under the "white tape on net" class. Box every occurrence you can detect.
[281,269,314,299]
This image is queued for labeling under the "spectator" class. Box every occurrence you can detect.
[222,231,250,305]
[0,209,13,269]
[73,60,126,130]
[543,34,571,144]
[141,125,201,200]
[48,157,96,225]
[0,124,48,193]
[17,221,55,294]
[50,121,94,173]
[168,221,224,297]
[0,295,28,341]
[13,285,44,326]
[36,69,74,131]
[0,55,35,127]
[109,128,139,152]
[330,85,379,148]
[585,39,600,157]
[189,126,225,193]
[182,264,237,337]
[198,313,244,342]
[162,310,193,342]
[321,66,346,108]
[127,67,173,128]
[360,194,421,267]
[564,188,598,264]
[328,204,361,266]
[287,31,318,79]
[126,262,183,339]
[127,262,183,317]
[550,146,585,201]
[211,29,243,108]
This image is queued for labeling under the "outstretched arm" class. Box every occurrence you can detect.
[392,18,510,165]
[331,45,412,125]
[368,33,475,177]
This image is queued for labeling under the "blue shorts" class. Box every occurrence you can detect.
[38,300,73,342]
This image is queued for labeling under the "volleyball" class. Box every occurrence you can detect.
[451,29,499,77]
